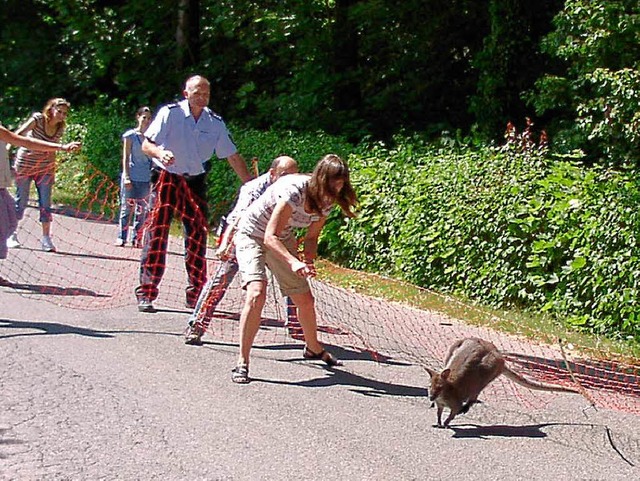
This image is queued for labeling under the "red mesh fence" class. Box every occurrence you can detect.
[1,164,639,417]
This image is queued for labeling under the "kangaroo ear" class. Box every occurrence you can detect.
[426,367,438,378]
[441,368,451,381]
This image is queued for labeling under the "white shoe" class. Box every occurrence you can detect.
[137,299,155,313]
[41,235,56,252]
[6,233,21,248]
[114,238,125,247]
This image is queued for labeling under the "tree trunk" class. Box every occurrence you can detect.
[332,0,361,112]
[176,0,200,70]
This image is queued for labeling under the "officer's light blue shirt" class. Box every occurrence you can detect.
[145,99,237,176]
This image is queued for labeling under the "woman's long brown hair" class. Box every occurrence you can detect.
[42,97,70,132]
[306,154,358,218]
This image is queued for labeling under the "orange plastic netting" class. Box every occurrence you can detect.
[1,163,639,416]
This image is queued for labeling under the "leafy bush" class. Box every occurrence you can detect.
[530,0,640,165]
[327,137,640,340]
[60,106,640,341]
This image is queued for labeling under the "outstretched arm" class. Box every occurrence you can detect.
[215,216,241,260]
[13,116,36,138]
[6,117,35,152]
[301,217,326,265]
[226,152,252,183]
[141,138,174,166]
[0,125,81,153]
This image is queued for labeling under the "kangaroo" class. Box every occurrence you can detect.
[426,337,579,428]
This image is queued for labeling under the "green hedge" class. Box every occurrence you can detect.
[61,107,640,340]
[323,137,640,340]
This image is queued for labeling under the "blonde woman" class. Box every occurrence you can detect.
[1,123,80,261]
[7,98,72,252]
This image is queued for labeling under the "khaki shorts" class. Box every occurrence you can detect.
[235,232,310,296]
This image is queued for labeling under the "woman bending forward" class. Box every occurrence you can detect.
[232,154,357,383]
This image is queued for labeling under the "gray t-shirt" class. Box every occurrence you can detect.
[226,172,272,226]
[237,173,332,240]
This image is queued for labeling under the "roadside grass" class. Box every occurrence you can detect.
[315,259,640,365]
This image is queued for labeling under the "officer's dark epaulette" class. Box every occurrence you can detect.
[206,107,223,122]
[166,103,180,109]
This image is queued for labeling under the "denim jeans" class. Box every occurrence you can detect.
[118,179,150,243]
[14,172,54,223]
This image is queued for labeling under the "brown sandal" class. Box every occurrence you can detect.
[302,346,342,367]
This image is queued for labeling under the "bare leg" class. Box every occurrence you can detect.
[236,280,267,366]
[288,290,323,354]
[42,221,51,237]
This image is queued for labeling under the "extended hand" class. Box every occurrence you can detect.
[291,260,316,278]
[215,242,234,261]
[64,141,82,152]
[161,149,175,166]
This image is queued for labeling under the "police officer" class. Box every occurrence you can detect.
[136,75,251,313]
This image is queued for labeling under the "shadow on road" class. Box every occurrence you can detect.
[269,343,411,365]
[0,318,182,340]
[0,426,26,460]
[256,367,427,398]
[0,318,114,339]
[2,282,109,297]
[448,422,593,440]
[247,344,425,398]
[194,341,424,397]
[8,245,138,264]
[55,250,139,263]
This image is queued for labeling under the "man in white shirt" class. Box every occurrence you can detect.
[135,75,251,313]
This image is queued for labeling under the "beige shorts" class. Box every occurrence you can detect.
[235,232,310,296]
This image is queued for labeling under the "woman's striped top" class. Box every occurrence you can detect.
[15,113,64,175]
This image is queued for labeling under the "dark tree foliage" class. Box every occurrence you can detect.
[176,0,201,70]
[352,0,490,138]
[0,0,491,138]
[1,0,635,162]
[0,1,73,121]
[469,0,565,142]
[332,0,362,124]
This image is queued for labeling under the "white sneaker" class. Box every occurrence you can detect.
[137,299,155,313]
[41,235,56,252]
[114,238,125,247]
[6,233,21,248]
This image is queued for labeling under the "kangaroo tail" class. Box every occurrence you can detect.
[503,366,579,394]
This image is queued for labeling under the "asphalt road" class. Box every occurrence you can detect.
[2,285,640,480]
